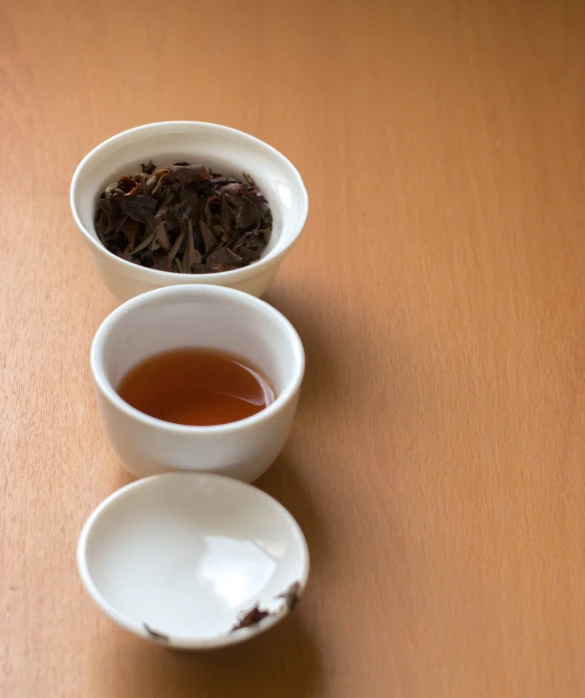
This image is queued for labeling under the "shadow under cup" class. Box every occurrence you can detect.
[90,286,305,482]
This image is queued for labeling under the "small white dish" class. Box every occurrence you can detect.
[70,121,309,301]
[77,473,309,650]
[91,284,305,482]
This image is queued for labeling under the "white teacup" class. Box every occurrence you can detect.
[70,121,309,301]
[90,285,305,482]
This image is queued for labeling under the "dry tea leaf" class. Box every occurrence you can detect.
[95,162,272,274]
[277,581,302,611]
[231,604,270,632]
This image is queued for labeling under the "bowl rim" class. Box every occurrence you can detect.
[77,471,310,649]
[90,284,305,433]
[70,120,309,282]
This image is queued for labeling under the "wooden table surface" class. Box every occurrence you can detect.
[2,0,585,696]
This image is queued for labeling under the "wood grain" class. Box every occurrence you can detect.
[1,0,585,696]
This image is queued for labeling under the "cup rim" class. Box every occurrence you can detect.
[90,285,305,433]
[70,120,309,282]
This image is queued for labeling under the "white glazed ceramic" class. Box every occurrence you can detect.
[70,121,309,301]
[77,473,309,649]
[91,285,305,482]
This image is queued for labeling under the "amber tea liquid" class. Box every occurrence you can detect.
[117,348,275,426]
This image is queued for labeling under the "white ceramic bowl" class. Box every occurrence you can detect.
[70,121,309,301]
[77,473,309,649]
[91,285,305,482]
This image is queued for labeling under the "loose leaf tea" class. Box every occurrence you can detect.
[230,582,302,633]
[277,581,302,611]
[143,623,170,643]
[231,604,270,632]
[95,161,272,273]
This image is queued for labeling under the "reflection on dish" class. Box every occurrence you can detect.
[278,183,292,208]
[197,535,277,608]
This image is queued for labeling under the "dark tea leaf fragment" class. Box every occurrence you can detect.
[229,581,302,633]
[117,195,157,223]
[143,623,170,642]
[277,581,302,611]
[231,604,270,632]
[95,161,272,274]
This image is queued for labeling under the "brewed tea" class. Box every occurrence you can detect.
[117,348,275,426]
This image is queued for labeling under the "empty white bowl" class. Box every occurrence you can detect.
[77,473,309,649]
[70,121,309,301]
[91,284,305,482]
